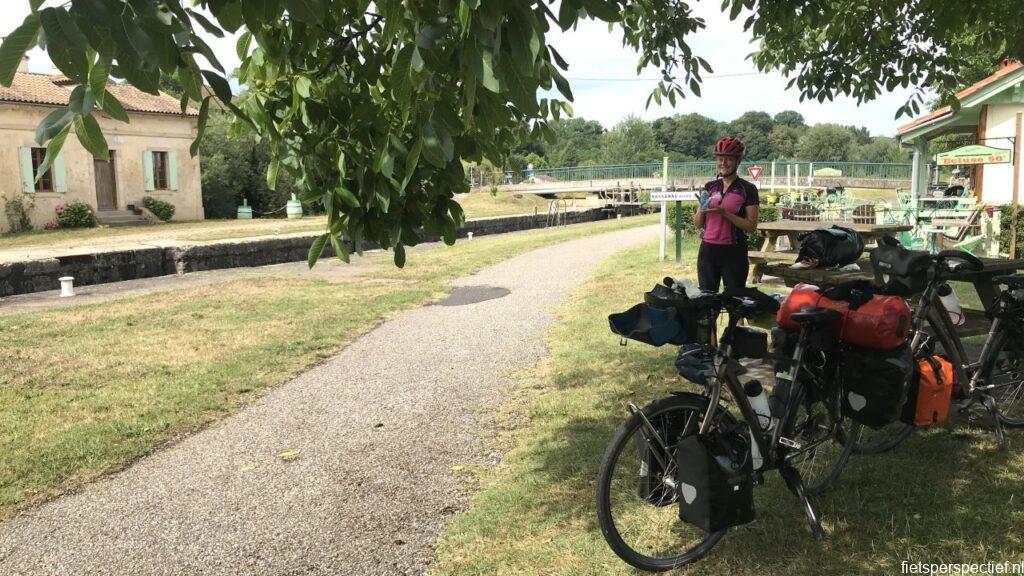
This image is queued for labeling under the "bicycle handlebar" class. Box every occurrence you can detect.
[935,249,984,273]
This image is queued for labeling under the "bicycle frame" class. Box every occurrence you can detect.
[695,308,827,472]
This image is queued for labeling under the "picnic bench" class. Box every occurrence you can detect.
[749,219,912,283]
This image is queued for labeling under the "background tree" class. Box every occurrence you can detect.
[768,124,801,159]
[727,111,775,160]
[653,113,723,161]
[545,118,604,167]
[796,124,857,162]
[6,0,1022,266]
[773,110,805,128]
[600,115,664,164]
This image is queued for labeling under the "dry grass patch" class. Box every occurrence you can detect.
[0,215,657,521]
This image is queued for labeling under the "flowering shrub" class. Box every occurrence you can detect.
[142,196,175,222]
[56,202,96,228]
[44,220,60,230]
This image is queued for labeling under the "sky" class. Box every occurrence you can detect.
[2,2,924,138]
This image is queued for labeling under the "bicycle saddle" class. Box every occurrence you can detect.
[789,307,843,326]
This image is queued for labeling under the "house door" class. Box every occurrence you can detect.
[94,151,117,210]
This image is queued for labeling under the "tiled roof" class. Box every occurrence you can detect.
[0,72,198,117]
[898,61,1024,134]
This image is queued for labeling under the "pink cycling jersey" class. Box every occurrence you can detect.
[701,178,759,245]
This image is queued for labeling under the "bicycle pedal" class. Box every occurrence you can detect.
[778,437,802,450]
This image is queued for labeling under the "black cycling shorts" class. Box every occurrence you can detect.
[697,241,749,292]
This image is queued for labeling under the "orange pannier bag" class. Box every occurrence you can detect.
[902,356,955,426]
[776,284,911,350]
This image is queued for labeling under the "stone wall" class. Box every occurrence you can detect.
[1,207,624,297]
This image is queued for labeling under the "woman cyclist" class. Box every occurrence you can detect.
[694,137,760,291]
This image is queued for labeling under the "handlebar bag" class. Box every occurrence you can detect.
[871,241,932,296]
[645,283,717,345]
[675,422,755,533]
[777,284,911,350]
[796,225,865,268]
[840,343,913,428]
[901,355,955,426]
[608,303,685,346]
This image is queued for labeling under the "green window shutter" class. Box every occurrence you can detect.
[168,151,178,190]
[53,151,68,193]
[18,147,34,193]
[143,151,155,191]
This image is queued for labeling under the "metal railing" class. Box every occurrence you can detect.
[468,161,919,188]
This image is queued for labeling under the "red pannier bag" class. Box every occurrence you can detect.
[901,355,955,426]
[777,284,910,350]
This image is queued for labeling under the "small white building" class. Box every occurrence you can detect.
[898,60,1024,205]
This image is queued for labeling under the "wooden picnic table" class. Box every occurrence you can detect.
[749,219,912,283]
[759,255,1024,337]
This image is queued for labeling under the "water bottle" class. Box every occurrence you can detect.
[937,283,965,325]
[745,380,774,470]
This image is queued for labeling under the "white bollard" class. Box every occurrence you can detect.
[467,232,474,240]
[617,214,622,220]
[59,276,75,297]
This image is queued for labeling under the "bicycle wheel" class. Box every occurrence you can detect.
[978,329,1024,427]
[851,422,915,454]
[596,395,727,572]
[778,383,860,496]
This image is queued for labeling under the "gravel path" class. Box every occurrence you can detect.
[0,224,657,576]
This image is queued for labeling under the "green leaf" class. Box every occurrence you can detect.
[99,92,130,123]
[285,0,326,24]
[382,0,404,42]
[421,119,453,167]
[190,96,211,157]
[550,65,573,101]
[35,106,73,145]
[581,0,621,22]
[115,15,157,70]
[401,138,422,190]
[307,233,329,268]
[295,76,311,98]
[267,157,280,189]
[185,8,225,38]
[391,44,414,102]
[393,243,406,268]
[89,53,112,104]
[236,32,253,60]
[480,50,501,92]
[72,113,109,161]
[179,59,204,103]
[329,232,350,263]
[201,70,233,102]
[0,13,40,86]
[189,33,226,73]
[68,85,96,115]
[40,8,89,82]
[337,185,360,208]
[36,123,70,183]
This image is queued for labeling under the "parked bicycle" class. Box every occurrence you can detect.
[597,281,861,571]
[851,240,1024,454]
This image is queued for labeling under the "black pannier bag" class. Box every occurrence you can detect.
[870,236,933,296]
[608,303,686,347]
[796,225,865,268]
[675,422,755,533]
[840,343,913,428]
[636,410,689,506]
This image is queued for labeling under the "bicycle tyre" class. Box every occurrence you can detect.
[978,329,1024,428]
[777,384,860,497]
[851,422,915,454]
[595,395,726,572]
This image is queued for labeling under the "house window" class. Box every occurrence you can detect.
[31,147,53,192]
[152,151,169,190]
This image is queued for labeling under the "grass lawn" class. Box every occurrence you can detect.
[0,193,567,253]
[0,215,658,521]
[430,238,1024,576]
[454,191,554,219]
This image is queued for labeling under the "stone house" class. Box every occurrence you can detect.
[0,59,202,232]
